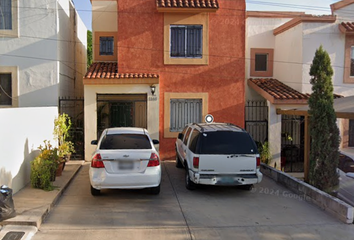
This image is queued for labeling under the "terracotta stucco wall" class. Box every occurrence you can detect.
[117,0,246,159]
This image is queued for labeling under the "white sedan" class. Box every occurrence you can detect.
[89,127,161,195]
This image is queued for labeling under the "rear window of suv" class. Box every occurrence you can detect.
[100,134,152,150]
[198,131,257,154]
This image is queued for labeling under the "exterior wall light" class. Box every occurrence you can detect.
[150,85,156,96]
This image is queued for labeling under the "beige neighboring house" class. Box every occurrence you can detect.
[246,0,354,175]
[0,0,87,193]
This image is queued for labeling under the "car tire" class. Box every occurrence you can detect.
[241,184,253,191]
[185,167,196,190]
[91,185,101,196]
[150,184,160,195]
[175,151,183,168]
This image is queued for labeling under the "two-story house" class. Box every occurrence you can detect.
[0,0,87,193]
[84,0,246,160]
[245,0,354,174]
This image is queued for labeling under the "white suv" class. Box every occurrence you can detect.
[175,123,263,190]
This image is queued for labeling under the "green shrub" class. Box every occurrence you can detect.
[30,141,59,191]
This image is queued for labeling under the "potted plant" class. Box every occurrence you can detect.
[30,141,59,191]
[53,113,75,175]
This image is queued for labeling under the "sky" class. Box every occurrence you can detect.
[73,0,339,31]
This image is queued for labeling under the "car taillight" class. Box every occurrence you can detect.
[256,157,260,169]
[147,153,160,167]
[91,154,105,168]
[193,157,199,169]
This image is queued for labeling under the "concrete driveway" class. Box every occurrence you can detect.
[33,161,354,240]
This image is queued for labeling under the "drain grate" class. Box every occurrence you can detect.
[2,231,25,240]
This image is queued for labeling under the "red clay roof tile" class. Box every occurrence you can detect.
[85,62,159,79]
[248,78,309,100]
[156,0,219,9]
[340,22,354,32]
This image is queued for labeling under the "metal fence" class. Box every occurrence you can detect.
[245,100,268,144]
[281,115,304,172]
[59,97,84,160]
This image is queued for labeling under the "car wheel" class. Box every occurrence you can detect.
[185,167,196,190]
[91,185,101,196]
[150,184,160,195]
[175,151,183,168]
[241,184,253,191]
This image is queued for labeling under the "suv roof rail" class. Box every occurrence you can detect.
[226,123,245,131]
[194,123,205,131]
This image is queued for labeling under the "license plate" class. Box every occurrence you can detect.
[219,176,235,184]
[119,161,134,170]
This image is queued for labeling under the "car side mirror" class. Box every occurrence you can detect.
[91,140,98,145]
[152,139,159,145]
[178,133,183,140]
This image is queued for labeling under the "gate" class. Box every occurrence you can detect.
[59,97,84,160]
[281,115,304,172]
[245,100,268,144]
[97,94,147,138]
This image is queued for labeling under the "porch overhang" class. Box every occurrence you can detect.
[84,62,159,85]
[248,78,308,105]
[276,95,354,119]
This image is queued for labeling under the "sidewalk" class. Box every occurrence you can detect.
[0,161,83,228]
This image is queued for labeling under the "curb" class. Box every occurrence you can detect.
[0,161,83,228]
[260,163,354,224]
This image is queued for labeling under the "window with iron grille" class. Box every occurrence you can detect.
[99,37,114,55]
[0,73,12,105]
[170,99,202,132]
[170,25,202,58]
[0,0,12,30]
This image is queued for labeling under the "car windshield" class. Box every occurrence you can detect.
[198,131,257,154]
[100,134,152,150]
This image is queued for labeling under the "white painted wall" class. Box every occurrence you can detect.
[334,4,354,23]
[0,107,58,194]
[301,22,350,95]
[274,24,303,92]
[0,0,87,107]
[246,17,293,100]
[84,84,159,160]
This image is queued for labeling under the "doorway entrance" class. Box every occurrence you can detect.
[97,94,147,138]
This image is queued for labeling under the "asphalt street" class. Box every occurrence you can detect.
[32,161,354,240]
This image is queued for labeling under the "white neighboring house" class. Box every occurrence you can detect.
[0,0,87,193]
[0,0,87,107]
[246,0,354,172]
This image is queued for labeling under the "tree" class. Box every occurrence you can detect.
[87,30,92,68]
[308,45,340,192]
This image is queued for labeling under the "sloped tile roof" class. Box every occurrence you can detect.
[340,22,354,32]
[249,78,308,100]
[156,0,219,9]
[84,62,159,79]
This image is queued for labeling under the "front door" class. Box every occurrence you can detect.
[110,102,134,127]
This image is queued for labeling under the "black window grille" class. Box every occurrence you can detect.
[99,37,114,56]
[170,25,202,58]
[170,99,202,132]
[0,73,12,105]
